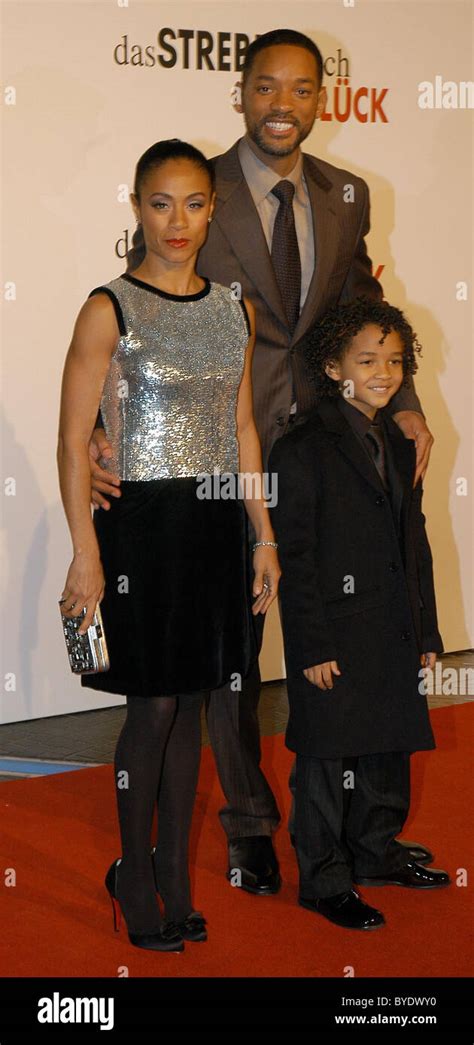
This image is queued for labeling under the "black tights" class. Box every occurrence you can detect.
[114,691,203,933]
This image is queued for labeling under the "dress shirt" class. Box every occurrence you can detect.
[337,395,390,492]
[238,135,315,415]
[237,134,315,314]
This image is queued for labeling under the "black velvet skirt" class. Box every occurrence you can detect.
[81,478,258,697]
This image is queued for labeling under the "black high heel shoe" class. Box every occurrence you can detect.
[150,847,208,942]
[105,859,184,952]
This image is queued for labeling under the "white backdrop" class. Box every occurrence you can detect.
[2,0,473,723]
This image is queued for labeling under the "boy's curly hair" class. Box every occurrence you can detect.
[301,296,422,399]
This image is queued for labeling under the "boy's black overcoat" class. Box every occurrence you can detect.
[268,397,443,758]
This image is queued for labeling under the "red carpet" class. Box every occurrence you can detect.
[1,704,472,978]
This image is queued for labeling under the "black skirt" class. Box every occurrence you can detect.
[81,478,258,697]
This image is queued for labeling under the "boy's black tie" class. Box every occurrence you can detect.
[271,180,301,333]
[365,422,388,489]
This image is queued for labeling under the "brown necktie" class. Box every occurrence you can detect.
[271,180,301,333]
[365,423,388,489]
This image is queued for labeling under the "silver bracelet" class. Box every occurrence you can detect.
[252,540,278,552]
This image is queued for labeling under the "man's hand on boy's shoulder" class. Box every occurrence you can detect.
[304,661,341,690]
[391,410,434,485]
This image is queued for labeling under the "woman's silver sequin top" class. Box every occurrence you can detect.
[92,274,250,479]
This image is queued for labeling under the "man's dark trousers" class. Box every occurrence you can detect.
[205,563,280,840]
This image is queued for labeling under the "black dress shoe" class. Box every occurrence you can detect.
[354,860,450,888]
[227,835,281,895]
[398,839,433,865]
[299,889,385,930]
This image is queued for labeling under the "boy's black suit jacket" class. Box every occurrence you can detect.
[268,397,443,759]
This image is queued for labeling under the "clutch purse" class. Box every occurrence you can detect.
[59,600,110,674]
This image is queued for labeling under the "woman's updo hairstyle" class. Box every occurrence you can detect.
[126,139,215,270]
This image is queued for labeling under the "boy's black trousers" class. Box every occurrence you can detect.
[295,751,412,898]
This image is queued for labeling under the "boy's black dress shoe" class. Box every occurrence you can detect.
[290,835,433,864]
[354,861,450,888]
[299,889,385,930]
[227,835,281,895]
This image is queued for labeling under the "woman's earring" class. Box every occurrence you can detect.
[208,216,212,223]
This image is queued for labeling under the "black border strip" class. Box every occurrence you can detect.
[88,286,126,336]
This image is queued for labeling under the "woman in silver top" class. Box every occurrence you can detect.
[57,140,280,951]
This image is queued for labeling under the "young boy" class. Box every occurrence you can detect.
[268,298,450,930]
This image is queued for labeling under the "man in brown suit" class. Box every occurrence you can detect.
[89,29,434,894]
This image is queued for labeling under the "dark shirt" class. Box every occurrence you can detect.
[335,394,410,555]
[337,395,389,491]
[337,394,381,441]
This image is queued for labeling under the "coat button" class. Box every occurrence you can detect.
[276,416,285,426]
[401,630,411,641]
[375,496,385,506]
[388,562,398,572]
